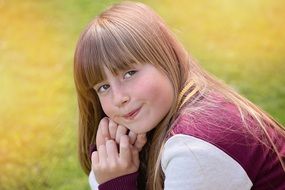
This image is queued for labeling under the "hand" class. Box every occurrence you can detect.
[96,117,146,151]
[91,135,140,184]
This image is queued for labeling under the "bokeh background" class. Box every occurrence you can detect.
[1,0,284,189]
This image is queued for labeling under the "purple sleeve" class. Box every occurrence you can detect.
[98,172,139,190]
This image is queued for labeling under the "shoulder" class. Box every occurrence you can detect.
[169,97,285,188]
[170,99,254,148]
[161,134,253,190]
[169,97,263,183]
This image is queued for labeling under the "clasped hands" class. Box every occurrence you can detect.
[91,117,147,184]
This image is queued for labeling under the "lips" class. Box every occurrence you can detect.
[123,107,141,119]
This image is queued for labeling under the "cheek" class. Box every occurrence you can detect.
[137,77,173,105]
[99,97,113,117]
[134,80,158,100]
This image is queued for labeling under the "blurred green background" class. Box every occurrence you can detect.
[0,0,284,189]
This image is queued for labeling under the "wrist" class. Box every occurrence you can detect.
[98,172,139,190]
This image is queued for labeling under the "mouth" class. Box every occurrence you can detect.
[123,107,142,120]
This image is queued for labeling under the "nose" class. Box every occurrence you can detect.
[112,84,130,107]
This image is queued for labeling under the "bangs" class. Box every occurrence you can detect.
[75,18,153,91]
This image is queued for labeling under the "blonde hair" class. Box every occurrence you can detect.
[74,1,285,189]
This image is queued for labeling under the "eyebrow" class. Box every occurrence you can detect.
[92,80,106,89]
[92,64,137,89]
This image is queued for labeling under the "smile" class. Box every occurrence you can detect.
[123,107,141,120]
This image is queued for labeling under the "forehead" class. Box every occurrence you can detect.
[101,65,117,80]
[79,19,158,89]
[93,60,140,84]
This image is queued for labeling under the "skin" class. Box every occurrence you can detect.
[92,63,174,184]
[94,63,174,134]
[96,117,146,150]
[92,118,146,184]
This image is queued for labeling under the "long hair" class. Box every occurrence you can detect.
[74,1,285,189]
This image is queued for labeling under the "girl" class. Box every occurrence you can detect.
[73,1,285,190]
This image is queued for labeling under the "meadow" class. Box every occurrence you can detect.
[0,0,284,189]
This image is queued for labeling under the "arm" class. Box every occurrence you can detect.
[162,134,253,190]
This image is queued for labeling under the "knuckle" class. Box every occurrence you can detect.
[109,119,117,128]
[118,125,127,133]
[106,139,113,145]
[98,144,105,150]
[99,117,108,126]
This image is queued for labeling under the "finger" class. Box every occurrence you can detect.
[128,131,137,145]
[91,151,99,165]
[106,140,119,161]
[108,119,118,140]
[98,144,107,164]
[115,125,128,144]
[131,146,140,167]
[100,118,111,141]
[134,133,147,151]
[96,118,110,148]
[119,135,131,163]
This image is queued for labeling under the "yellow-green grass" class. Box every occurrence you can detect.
[0,0,284,189]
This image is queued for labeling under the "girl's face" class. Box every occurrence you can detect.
[94,63,174,134]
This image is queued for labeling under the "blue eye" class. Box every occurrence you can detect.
[124,70,137,79]
[97,84,110,93]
